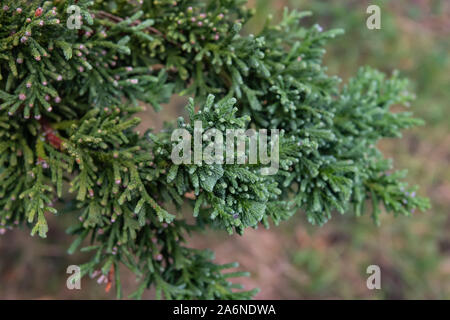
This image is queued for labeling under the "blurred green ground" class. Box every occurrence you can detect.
[0,0,449,299]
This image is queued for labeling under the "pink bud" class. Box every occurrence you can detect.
[90,270,99,279]
[97,275,106,284]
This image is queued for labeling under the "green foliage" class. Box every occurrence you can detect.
[0,0,430,299]
[282,0,449,299]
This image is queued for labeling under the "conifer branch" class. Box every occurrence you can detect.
[0,0,430,299]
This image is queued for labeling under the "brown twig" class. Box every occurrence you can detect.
[95,10,174,41]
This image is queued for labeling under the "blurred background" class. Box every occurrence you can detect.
[1,0,449,299]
